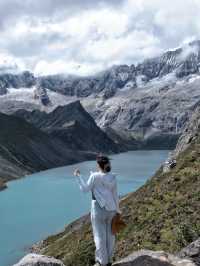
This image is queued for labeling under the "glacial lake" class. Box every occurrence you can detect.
[0,150,170,266]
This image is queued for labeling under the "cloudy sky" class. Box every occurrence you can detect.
[0,0,200,76]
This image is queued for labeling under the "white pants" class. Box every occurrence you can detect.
[91,200,116,265]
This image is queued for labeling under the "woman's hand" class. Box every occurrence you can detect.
[74,169,81,177]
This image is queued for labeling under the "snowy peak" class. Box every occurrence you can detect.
[0,40,200,101]
[136,40,200,80]
[34,40,200,97]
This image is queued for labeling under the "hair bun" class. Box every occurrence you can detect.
[96,155,109,163]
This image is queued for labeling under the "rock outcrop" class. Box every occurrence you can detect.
[173,106,200,157]
[113,250,195,266]
[34,82,51,106]
[179,238,200,266]
[13,254,65,266]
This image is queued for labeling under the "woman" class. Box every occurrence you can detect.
[74,155,120,266]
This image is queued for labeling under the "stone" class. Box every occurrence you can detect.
[13,253,65,266]
[34,83,51,106]
[113,250,195,266]
[178,238,200,266]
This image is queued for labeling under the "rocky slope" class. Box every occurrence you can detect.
[172,106,200,157]
[0,112,97,190]
[179,238,200,266]
[35,105,200,266]
[1,41,200,148]
[14,100,120,153]
[14,247,199,266]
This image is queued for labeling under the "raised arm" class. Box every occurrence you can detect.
[74,169,95,193]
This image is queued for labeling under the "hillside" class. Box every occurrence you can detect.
[36,107,200,266]
[0,112,96,190]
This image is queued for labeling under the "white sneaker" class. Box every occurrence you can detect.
[93,262,101,266]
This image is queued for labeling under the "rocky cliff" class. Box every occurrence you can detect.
[172,106,200,157]
[34,105,200,266]
[14,100,120,153]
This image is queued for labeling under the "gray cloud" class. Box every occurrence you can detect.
[0,0,125,29]
[0,0,199,76]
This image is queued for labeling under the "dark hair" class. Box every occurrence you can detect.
[96,155,111,172]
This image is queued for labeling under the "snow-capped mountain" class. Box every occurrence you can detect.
[1,40,200,98]
[1,40,200,147]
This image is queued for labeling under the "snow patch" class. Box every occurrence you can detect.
[0,86,77,112]
[122,81,135,90]
[136,75,148,87]
[188,74,200,83]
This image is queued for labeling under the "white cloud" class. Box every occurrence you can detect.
[0,0,200,76]
[34,59,104,76]
[0,53,25,74]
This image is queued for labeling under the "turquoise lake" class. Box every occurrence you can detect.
[0,150,170,266]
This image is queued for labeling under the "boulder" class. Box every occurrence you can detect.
[178,238,200,266]
[113,250,195,266]
[13,253,65,266]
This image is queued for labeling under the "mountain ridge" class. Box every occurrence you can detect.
[1,40,200,97]
[1,40,200,149]
[14,100,121,153]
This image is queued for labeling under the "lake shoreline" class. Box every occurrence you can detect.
[0,152,97,193]
[0,146,172,194]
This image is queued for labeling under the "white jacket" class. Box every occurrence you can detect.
[76,171,120,213]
